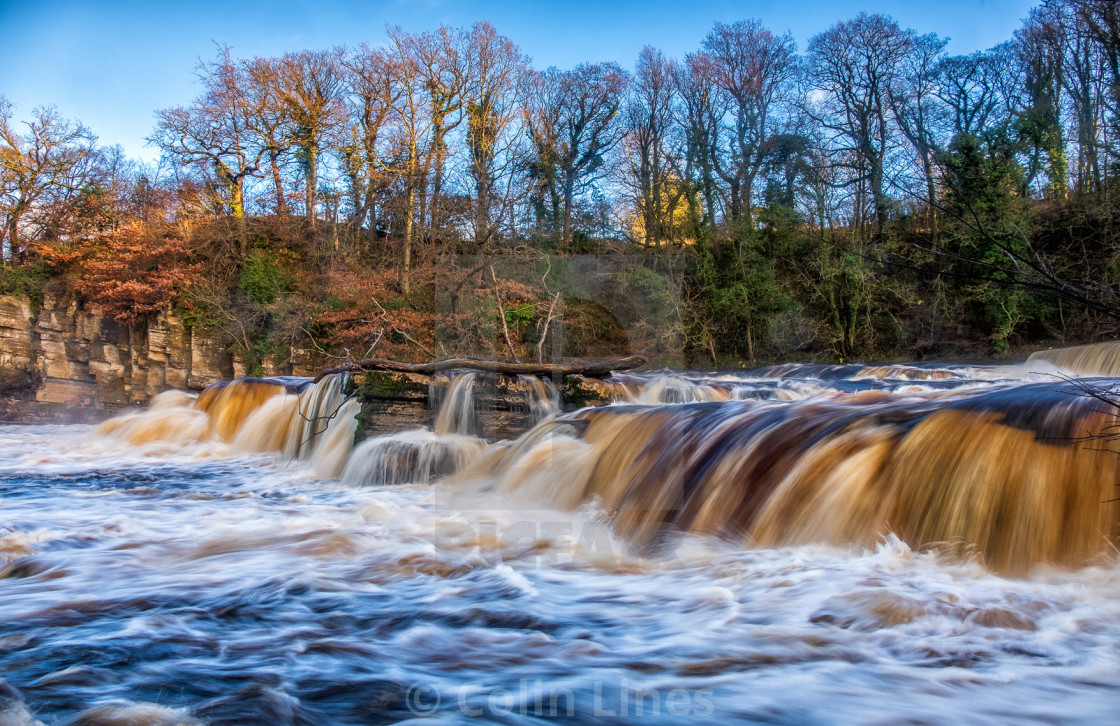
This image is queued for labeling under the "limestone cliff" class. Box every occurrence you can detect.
[0,293,325,421]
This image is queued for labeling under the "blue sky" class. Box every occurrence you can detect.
[0,0,1039,161]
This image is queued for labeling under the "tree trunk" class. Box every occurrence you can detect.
[229,177,245,219]
[402,183,415,296]
[305,140,318,228]
[475,170,490,244]
[313,355,648,382]
[270,150,287,215]
[430,122,445,240]
[562,174,575,247]
[4,220,19,263]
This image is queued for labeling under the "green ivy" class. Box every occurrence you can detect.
[0,263,50,307]
[239,251,294,306]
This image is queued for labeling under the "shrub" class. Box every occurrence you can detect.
[75,223,200,325]
[239,251,295,305]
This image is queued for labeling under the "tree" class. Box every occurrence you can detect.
[890,32,948,240]
[806,13,913,235]
[151,48,261,221]
[461,22,532,246]
[1067,0,1120,172]
[412,26,469,238]
[524,62,628,246]
[623,46,683,247]
[241,55,295,215]
[385,27,435,294]
[0,99,99,261]
[702,20,798,224]
[675,52,723,241]
[340,44,398,232]
[75,222,200,325]
[1017,5,1069,197]
[272,48,347,228]
[936,51,1007,139]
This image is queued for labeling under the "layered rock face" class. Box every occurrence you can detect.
[0,293,324,421]
[0,292,615,427]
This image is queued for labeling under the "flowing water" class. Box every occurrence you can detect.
[1,360,1119,724]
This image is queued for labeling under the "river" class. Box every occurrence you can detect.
[0,359,1118,724]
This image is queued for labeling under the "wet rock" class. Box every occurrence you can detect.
[66,702,200,726]
[0,678,41,726]
[191,684,322,726]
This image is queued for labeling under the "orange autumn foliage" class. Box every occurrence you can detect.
[75,223,201,325]
[312,266,437,360]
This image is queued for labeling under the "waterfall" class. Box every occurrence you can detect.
[97,390,211,446]
[634,374,730,404]
[95,357,1120,573]
[340,429,486,487]
[1027,340,1120,376]
[461,381,1120,573]
[519,374,559,423]
[432,371,479,436]
[342,371,488,487]
[194,378,295,441]
[98,374,358,473]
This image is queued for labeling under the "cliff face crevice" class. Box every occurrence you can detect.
[0,293,325,421]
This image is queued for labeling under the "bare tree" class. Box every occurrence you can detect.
[272,48,347,228]
[1017,6,1069,196]
[524,62,628,246]
[890,32,948,241]
[412,26,470,238]
[1068,0,1120,162]
[702,20,798,224]
[241,55,295,215]
[385,27,435,294]
[461,22,532,246]
[340,44,398,232]
[623,46,682,247]
[675,52,723,239]
[805,13,912,236]
[0,98,99,261]
[935,51,1007,139]
[151,47,261,220]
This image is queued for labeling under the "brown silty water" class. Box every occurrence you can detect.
[2,352,1119,723]
[465,383,1120,574]
[97,357,1120,575]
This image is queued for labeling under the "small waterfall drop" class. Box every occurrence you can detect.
[520,374,559,423]
[634,374,730,404]
[342,371,487,487]
[432,371,479,436]
[97,390,210,447]
[1027,340,1120,376]
[340,429,486,487]
[98,373,358,474]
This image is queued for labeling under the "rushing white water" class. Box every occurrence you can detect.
[1,362,1119,723]
[433,371,480,436]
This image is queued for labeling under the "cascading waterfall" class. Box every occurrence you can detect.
[340,429,486,487]
[98,373,358,474]
[519,374,559,423]
[432,370,480,436]
[1027,340,1120,375]
[459,380,1120,573]
[634,374,731,404]
[341,371,488,487]
[93,352,1120,572]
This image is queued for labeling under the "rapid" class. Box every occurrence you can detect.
[1,357,1118,724]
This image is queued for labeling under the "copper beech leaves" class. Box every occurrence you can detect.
[75,223,201,325]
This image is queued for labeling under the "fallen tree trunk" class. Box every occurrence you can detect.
[312,355,646,383]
